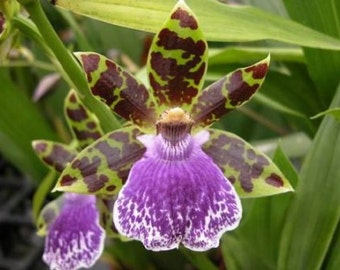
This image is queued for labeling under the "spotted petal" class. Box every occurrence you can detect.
[147,0,208,112]
[114,131,242,251]
[65,90,103,149]
[32,140,78,172]
[54,126,145,195]
[191,55,270,127]
[202,128,293,198]
[43,193,104,270]
[75,52,157,130]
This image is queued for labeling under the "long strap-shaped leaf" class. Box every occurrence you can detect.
[54,126,145,195]
[278,85,340,270]
[203,128,293,198]
[54,0,340,50]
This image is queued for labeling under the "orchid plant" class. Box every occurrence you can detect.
[41,0,293,257]
[2,0,340,268]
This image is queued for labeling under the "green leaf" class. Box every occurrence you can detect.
[255,64,323,136]
[54,126,145,195]
[253,132,312,159]
[253,93,305,118]
[192,56,270,127]
[311,107,340,121]
[0,70,57,180]
[54,0,340,50]
[284,0,340,106]
[323,223,340,270]
[64,90,104,149]
[278,84,340,269]
[74,52,157,130]
[208,46,305,66]
[147,0,208,113]
[203,128,293,198]
[32,140,78,172]
[272,144,299,188]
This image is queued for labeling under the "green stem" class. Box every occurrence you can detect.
[17,0,120,132]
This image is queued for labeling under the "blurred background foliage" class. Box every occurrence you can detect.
[1,0,340,269]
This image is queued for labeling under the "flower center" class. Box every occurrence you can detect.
[156,107,194,144]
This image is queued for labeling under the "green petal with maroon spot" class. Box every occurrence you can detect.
[36,195,63,236]
[191,55,270,127]
[203,128,293,198]
[74,52,157,130]
[32,140,78,173]
[96,197,120,238]
[147,0,208,113]
[65,90,104,149]
[54,126,145,195]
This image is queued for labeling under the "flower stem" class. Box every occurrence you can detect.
[17,0,121,132]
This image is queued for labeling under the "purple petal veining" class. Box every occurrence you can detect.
[43,193,105,270]
[113,131,242,251]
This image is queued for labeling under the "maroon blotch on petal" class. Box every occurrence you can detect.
[66,106,88,122]
[245,63,268,79]
[91,60,122,106]
[150,29,206,106]
[35,142,48,153]
[113,75,157,124]
[86,121,97,130]
[157,29,206,56]
[73,156,108,193]
[69,92,77,103]
[265,173,284,187]
[171,7,198,29]
[91,60,156,125]
[227,70,259,107]
[203,132,270,193]
[80,54,100,83]
[60,174,77,187]
[73,128,102,143]
[191,77,231,125]
[42,144,77,172]
[106,185,116,192]
[84,174,109,193]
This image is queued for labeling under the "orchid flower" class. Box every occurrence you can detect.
[54,1,293,252]
[33,91,115,269]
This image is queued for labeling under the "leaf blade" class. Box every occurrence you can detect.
[54,0,340,50]
[278,84,340,269]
